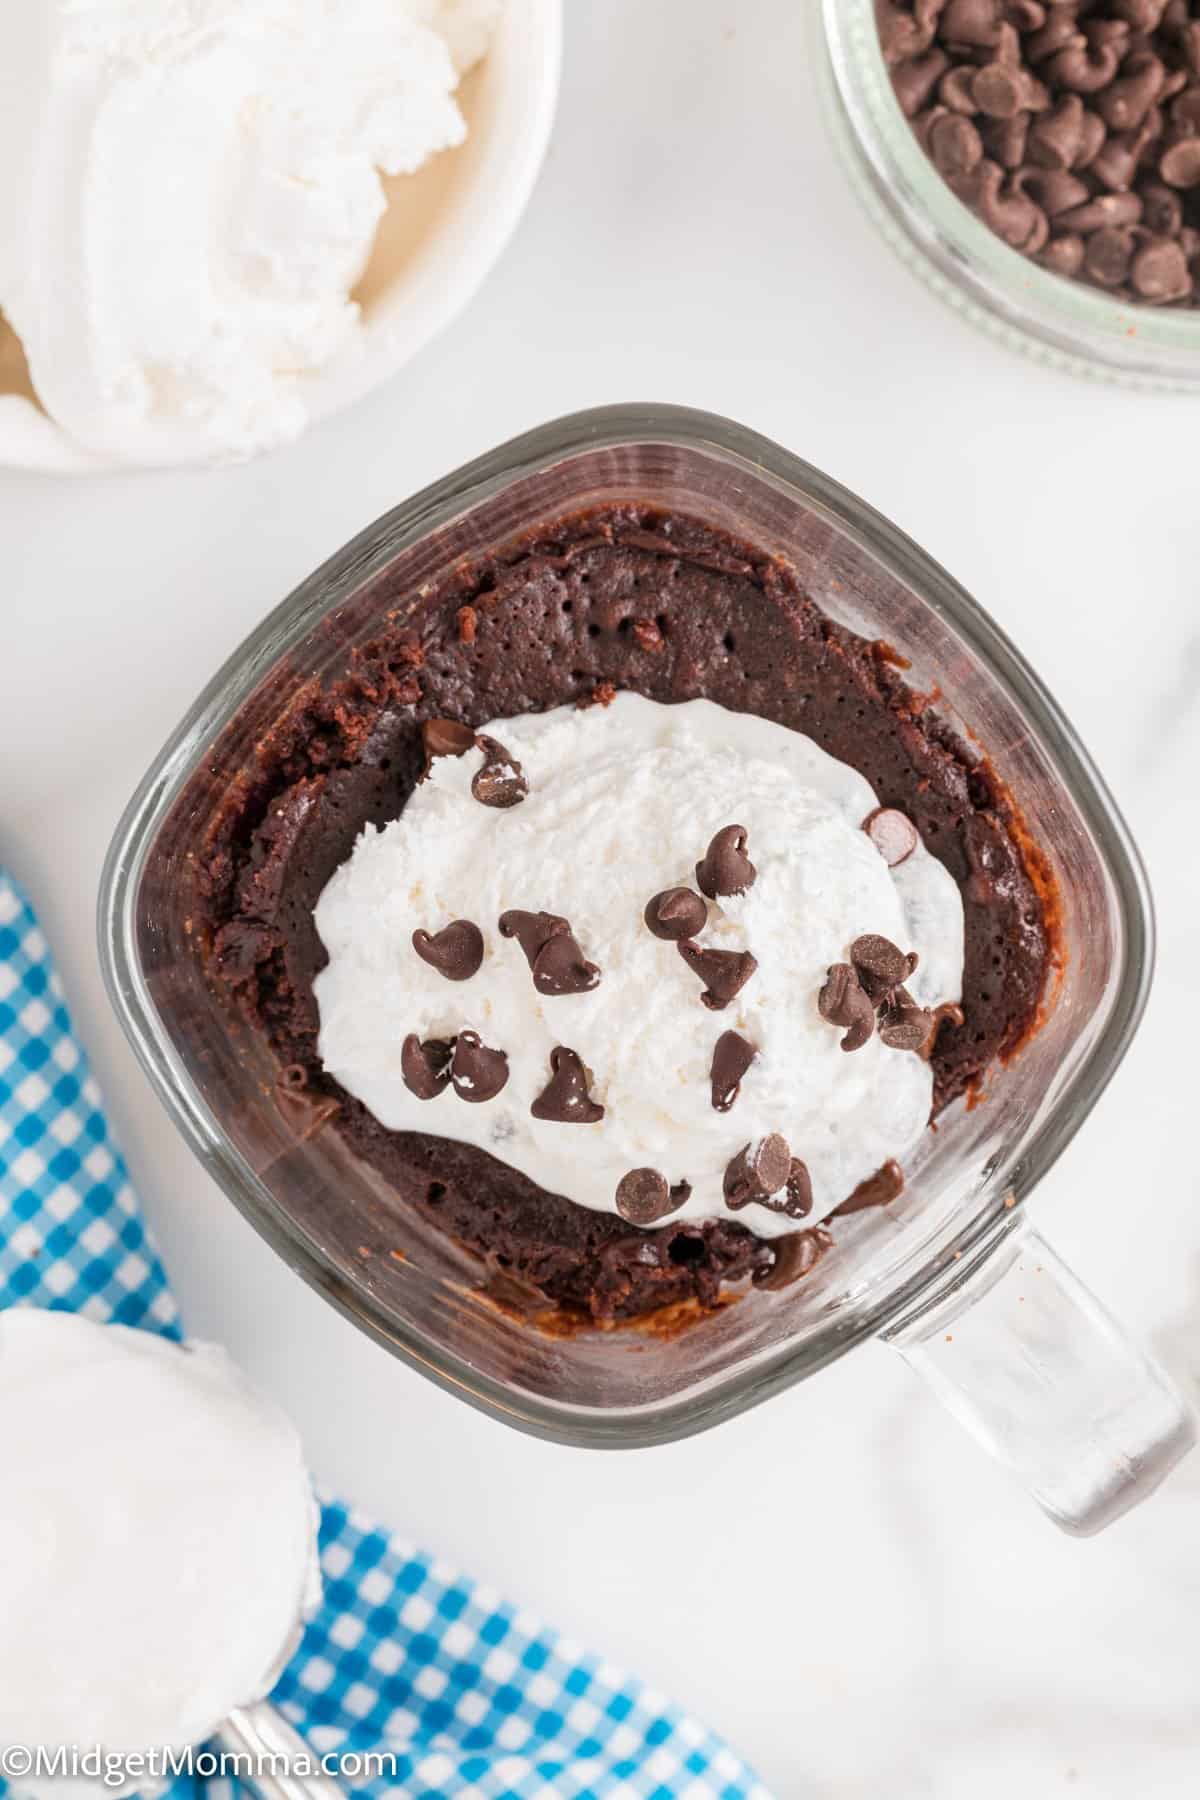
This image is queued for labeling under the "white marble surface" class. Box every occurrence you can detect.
[3,2,1200,1794]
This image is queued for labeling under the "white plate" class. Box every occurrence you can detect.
[0,0,562,474]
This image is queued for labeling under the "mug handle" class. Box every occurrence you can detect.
[885,1223,1196,1535]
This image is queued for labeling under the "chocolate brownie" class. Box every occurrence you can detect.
[199,505,1053,1322]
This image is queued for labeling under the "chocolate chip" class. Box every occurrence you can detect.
[940,0,1001,48]
[535,933,601,996]
[893,47,951,116]
[710,1030,758,1111]
[1160,136,1200,187]
[1039,230,1087,273]
[724,1134,793,1209]
[1056,189,1143,230]
[862,806,919,866]
[781,1157,814,1219]
[677,941,758,1011]
[530,1047,604,1123]
[850,934,919,1003]
[1141,180,1184,234]
[818,962,876,1052]
[1099,50,1166,129]
[499,909,565,966]
[498,907,599,993]
[929,110,985,175]
[752,1227,834,1292]
[450,1031,509,1102]
[1131,234,1193,297]
[412,920,484,982]
[401,1033,453,1100]
[1085,223,1137,283]
[421,718,475,768]
[644,887,708,941]
[695,824,757,899]
[471,735,528,808]
[831,1159,906,1217]
[877,986,936,1052]
[615,1168,685,1226]
[972,62,1026,116]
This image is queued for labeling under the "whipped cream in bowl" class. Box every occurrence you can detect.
[0,1309,319,1759]
[0,0,561,470]
[314,693,965,1250]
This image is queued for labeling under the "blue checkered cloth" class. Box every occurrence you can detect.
[0,871,768,1800]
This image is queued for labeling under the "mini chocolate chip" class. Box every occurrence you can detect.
[677,941,758,1011]
[724,1134,793,1209]
[752,1227,834,1292]
[981,110,1031,169]
[862,806,919,866]
[972,62,1025,117]
[877,986,936,1052]
[1039,230,1087,274]
[421,718,476,768]
[499,909,566,968]
[1172,89,1200,135]
[940,0,1002,48]
[929,110,984,175]
[450,1031,509,1102]
[532,930,601,996]
[850,934,919,1003]
[1141,180,1184,235]
[1131,235,1192,297]
[1028,93,1087,167]
[644,887,708,941]
[1017,167,1092,216]
[940,65,982,113]
[530,1047,604,1123]
[412,920,484,982]
[782,1157,814,1219]
[615,1168,684,1225]
[918,1000,967,1060]
[1160,137,1200,187]
[893,47,951,116]
[818,963,876,1053]
[695,824,757,899]
[1056,190,1144,231]
[1085,224,1136,284]
[710,1030,758,1112]
[401,1033,453,1100]
[831,1159,906,1217]
[471,735,528,808]
[1099,51,1166,131]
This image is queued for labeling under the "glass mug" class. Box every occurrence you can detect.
[99,404,1194,1534]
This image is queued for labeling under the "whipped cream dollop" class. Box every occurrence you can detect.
[0,1311,318,1754]
[0,0,498,465]
[314,695,965,1240]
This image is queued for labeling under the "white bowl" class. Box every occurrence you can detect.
[0,0,562,475]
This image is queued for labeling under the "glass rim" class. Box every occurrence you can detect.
[819,0,1200,393]
[97,401,1156,1446]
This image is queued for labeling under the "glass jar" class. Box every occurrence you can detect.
[819,0,1200,391]
[99,403,1193,1533]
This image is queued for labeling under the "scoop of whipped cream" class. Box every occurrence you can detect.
[314,694,964,1239]
[0,0,498,465]
[0,1310,318,1753]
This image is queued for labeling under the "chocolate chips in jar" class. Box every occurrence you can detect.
[880,0,1200,306]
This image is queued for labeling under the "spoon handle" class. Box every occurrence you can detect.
[214,1699,345,1800]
